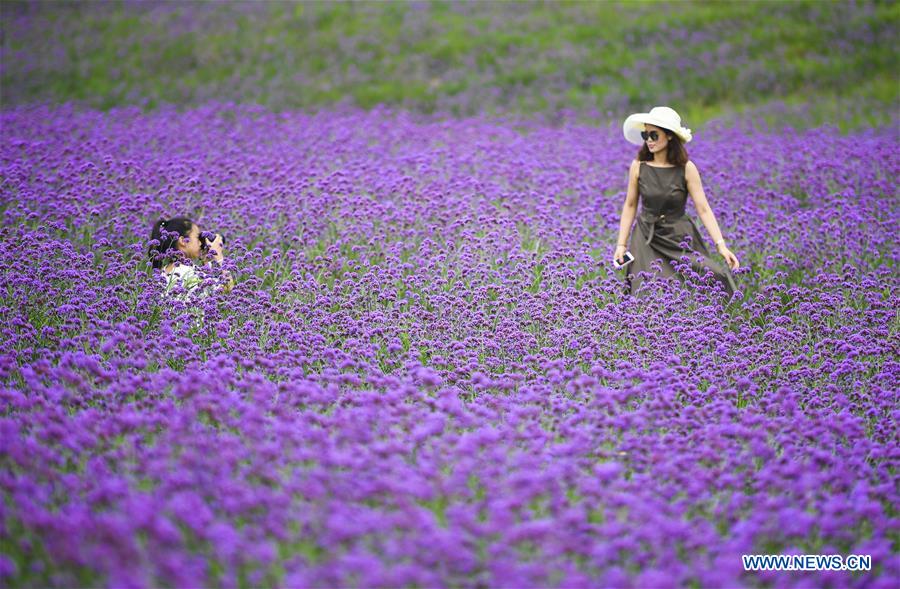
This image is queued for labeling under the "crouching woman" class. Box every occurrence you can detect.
[148,217,234,300]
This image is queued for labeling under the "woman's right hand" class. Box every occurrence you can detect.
[208,234,224,262]
[222,269,235,293]
[613,244,627,265]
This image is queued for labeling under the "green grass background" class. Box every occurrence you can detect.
[1,0,898,129]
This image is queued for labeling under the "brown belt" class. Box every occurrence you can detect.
[638,209,686,245]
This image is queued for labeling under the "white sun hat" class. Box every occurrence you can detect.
[623,106,693,145]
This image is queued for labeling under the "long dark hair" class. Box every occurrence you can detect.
[637,128,689,166]
[148,217,194,269]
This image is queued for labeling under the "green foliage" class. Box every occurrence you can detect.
[1,0,896,129]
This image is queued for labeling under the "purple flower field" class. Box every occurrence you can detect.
[1,103,898,588]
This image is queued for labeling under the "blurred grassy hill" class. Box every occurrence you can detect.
[1,0,897,129]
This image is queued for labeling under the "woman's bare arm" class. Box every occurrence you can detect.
[615,160,640,247]
[207,234,235,292]
[685,161,739,269]
[685,161,726,245]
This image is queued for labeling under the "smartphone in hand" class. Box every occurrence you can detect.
[612,251,634,269]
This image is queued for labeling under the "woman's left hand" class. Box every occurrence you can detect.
[718,244,739,271]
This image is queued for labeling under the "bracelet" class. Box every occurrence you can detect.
[617,243,627,247]
[715,238,725,246]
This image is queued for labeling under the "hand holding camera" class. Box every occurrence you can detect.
[200,230,234,291]
[201,230,225,262]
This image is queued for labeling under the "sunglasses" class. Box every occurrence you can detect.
[640,130,661,142]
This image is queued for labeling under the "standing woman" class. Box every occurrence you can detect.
[613,106,739,299]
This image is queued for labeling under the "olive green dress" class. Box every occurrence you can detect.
[622,162,738,298]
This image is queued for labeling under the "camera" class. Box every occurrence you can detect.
[200,230,224,251]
